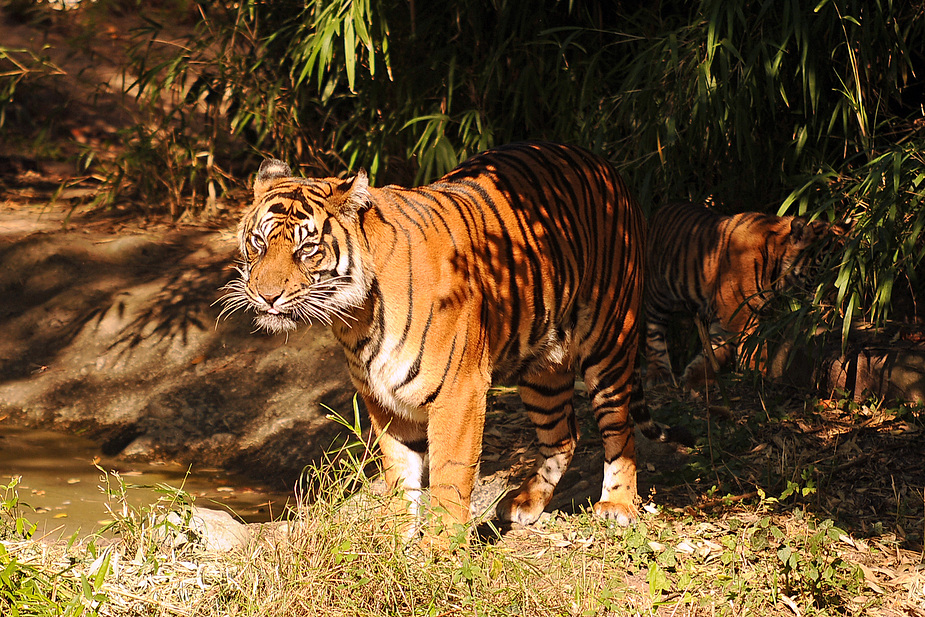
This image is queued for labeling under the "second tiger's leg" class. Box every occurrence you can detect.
[644,305,676,387]
[682,319,733,390]
[497,368,577,526]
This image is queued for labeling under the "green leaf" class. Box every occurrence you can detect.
[344,17,356,91]
[646,562,670,597]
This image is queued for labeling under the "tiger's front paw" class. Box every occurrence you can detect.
[681,357,717,393]
[592,500,637,526]
[496,490,547,526]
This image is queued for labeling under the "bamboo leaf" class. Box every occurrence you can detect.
[841,291,858,347]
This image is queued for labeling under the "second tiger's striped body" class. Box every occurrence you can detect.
[645,201,834,389]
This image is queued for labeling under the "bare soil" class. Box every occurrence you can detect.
[0,200,358,492]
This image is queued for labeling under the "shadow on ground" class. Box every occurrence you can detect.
[0,204,355,491]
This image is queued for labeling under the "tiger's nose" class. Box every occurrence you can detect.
[259,291,283,311]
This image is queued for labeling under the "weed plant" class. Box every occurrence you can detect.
[0,44,65,130]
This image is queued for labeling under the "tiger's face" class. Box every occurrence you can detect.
[779,217,839,289]
[220,159,371,334]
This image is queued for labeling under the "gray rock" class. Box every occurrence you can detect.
[187,506,252,552]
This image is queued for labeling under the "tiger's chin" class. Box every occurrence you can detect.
[254,311,300,334]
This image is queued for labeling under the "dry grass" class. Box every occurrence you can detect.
[2,388,924,616]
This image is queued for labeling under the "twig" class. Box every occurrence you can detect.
[695,491,760,511]
[102,585,193,616]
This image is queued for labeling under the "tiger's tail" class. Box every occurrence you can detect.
[629,372,695,446]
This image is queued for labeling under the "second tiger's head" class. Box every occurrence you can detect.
[223,159,371,333]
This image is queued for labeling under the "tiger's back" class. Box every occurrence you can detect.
[355,144,643,390]
[230,142,657,534]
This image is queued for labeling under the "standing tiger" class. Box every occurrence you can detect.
[645,201,835,390]
[224,142,676,536]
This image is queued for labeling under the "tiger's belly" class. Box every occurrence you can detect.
[344,315,574,420]
[491,326,575,384]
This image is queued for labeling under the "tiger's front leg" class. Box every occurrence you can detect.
[682,319,734,391]
[425,382,488,534]
[363,395,428,536]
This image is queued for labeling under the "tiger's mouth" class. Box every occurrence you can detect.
[253,309,299,334]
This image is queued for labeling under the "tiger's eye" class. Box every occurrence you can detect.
[249,234,266,253]
[297,244,319,260]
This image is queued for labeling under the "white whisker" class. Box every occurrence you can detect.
[218,264,364,332]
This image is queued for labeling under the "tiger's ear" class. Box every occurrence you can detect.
[789,217,806,241]
[790,217,834,244]
[332,169,370,219]
[254,158,292,200]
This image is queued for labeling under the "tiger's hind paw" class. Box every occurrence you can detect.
[496,490,548,527]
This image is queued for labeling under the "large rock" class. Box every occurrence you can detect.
[770,323,925,403]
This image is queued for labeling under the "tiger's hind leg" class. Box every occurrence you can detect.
[584,362,640,526]
[496,368,577,526]
[574,289,646,526]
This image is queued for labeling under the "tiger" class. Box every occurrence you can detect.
[222,141,682,538]
[644,201,837,390]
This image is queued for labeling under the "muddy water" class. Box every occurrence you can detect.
[0,425,296,538]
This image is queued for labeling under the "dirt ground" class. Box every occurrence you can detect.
[0,200,357,489]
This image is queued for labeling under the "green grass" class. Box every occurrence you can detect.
[0,474,908,616]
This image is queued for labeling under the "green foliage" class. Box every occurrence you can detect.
[0,45,64,129]
[95,468,194,551]
[0,476,110,617]
[104,0,924,335]
[126,0,920,196]
[787,139,925,330]
[774,518,862,607]
[0,477,35,541]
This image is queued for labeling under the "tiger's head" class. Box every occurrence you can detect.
[778,216,848,289]
[221,159,372,334]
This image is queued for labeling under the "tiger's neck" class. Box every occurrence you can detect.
[329,203,383,350]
